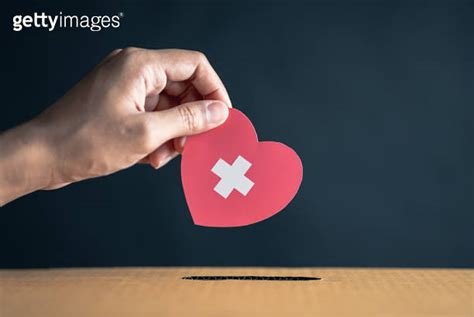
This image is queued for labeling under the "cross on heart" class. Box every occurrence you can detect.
[181,108,303,227]
[211,155,254,199]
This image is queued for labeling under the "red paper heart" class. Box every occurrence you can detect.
[181,108,302,227]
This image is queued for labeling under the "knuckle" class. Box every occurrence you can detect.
[120,47,143,65]
[119,48,150,77]
[99,48,123,70]
[103,49,123,63]
[109,48,122,56]
[178,105,202,133]
[191,50,208,63]
[135,60,152,77]
[121,46,140,56]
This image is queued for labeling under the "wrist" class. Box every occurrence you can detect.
[0,119,57,206]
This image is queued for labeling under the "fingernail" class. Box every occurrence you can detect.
[155,154,174,170]
[157,157,171,169]
[206,102,228,125]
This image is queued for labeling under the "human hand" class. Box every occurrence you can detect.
[0,48,231,205]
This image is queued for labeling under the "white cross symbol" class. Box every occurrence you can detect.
[211,155,255,199]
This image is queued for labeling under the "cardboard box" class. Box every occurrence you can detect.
[1,267,472,316]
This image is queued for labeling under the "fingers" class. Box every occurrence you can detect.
[121,48,232,107]
[144,86,201,164]
[145,99,229,146]
[144,93,179,161]
[173,136,187,153]
[110,49,232,169]
[164,80,189,97]
[144,94,160,112]
[179,85,203,104]
[154,50,232,106]
[137,142,179,168]
[147,140,179,169]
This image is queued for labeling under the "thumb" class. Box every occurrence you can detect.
[150,100,229,143]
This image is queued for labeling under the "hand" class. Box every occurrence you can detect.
[0,48,231,206]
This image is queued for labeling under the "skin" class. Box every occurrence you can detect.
[0,48,232,206]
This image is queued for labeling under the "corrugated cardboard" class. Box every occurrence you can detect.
[1,267,472,316]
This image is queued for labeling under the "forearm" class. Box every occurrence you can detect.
[0,120,55,206]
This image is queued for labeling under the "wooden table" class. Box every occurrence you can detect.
[1,267,472,316]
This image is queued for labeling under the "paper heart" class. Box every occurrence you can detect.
[181,108,302,227]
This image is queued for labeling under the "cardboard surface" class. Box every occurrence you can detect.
[1,267,472,316]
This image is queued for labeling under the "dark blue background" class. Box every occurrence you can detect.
[1,0,472,268]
